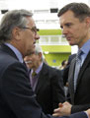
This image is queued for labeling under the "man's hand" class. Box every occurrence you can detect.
[85,109,90,118]
[52,101,72,117]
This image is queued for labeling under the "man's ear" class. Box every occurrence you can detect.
[85,17,90,27]
[38,52,42,59]
[12,27,21,41]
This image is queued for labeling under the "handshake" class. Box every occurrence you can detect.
[53,101,90,118]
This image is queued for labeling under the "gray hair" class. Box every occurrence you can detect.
[0,9,33,43]
[35,44,44,61]
[58,2,90,22]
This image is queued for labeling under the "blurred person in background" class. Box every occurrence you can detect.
[59,60,68,98]
[59,60,68,70]
[24,44,65,114]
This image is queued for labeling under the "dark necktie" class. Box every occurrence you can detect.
[74,50,83,91]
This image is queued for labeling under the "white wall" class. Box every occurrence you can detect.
[0,0,89,10]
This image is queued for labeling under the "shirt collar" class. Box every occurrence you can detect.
[31,62,43,74]
[5,43,23,63]
[80,39,90,55]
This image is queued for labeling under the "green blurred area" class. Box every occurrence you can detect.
[41,45,71,67]
[38,29,62,35]
[37,29,71,67]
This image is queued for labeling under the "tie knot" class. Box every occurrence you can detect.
[76,50,83,61]
[32,72,37,77]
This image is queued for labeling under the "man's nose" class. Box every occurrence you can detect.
[62,27,68,35]
[35,33,40,40]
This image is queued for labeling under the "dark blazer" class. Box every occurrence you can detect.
[34,63,65,114]
[63,54,76,85]
[68,51,90,113]
[0,44,88,118]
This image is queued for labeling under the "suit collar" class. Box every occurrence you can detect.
[39,63,48,75]
[0,43,19,60]
[69,51,90,89]
[69,51,90,102]
[76,51,90,89]
[35,63,48,93]
[68,58,76,103]
[35,62,43,74]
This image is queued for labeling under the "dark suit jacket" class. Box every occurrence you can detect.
[0,44,88,118]
[63,54,76,86]
[68,51,90,113]
[34,63,65,114]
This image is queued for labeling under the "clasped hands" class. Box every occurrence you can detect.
[53,101,72,117]
[53,101,90,118]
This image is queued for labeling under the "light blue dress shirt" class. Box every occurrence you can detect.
[5,43,23,63]
[79,39,90,66]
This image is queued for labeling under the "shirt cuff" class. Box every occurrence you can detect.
[84,111,89,118]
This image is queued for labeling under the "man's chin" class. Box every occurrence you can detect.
[27,49,34,55]
[69,42,75,46]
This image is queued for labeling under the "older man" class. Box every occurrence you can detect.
[24,44,65,114]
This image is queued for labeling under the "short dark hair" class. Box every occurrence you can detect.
[58,2,90,21]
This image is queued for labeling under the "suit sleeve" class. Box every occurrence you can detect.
[62,111,88,118]
[2,62,87,118]
[1,62,55,118]
[71,104,90,114]
[51,69,65,109]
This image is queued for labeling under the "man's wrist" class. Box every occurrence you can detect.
[85,110,89,118]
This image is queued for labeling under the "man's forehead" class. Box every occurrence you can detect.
[59,10,75,19]
[27,17,35,25]
[59,11,77,25]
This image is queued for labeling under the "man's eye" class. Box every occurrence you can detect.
[32,28,37,32]
[66,23,72,27]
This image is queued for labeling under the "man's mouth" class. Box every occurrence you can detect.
[25,61,32,64]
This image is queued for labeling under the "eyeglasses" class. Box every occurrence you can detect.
[21,26,39,34]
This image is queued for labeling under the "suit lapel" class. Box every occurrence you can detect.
[69,51,90,104]
[0,44,19,60]
[35,63,47,94]
[68,58,76,103]
[76,51,90,89]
